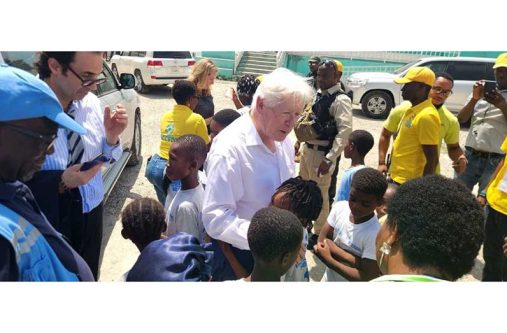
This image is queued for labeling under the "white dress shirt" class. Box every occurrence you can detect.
[42,92,122,213]
[202,114,296,250]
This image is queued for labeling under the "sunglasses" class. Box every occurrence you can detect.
[0,123,57,152]
[67,66,106,87]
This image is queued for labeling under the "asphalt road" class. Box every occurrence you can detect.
[98,79,483,282]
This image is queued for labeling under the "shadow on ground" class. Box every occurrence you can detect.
[99,157,143,268]
[136,85,172,100]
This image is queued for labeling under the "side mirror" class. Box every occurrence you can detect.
[119,73,135,89]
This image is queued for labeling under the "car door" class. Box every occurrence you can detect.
[95,62,136,151]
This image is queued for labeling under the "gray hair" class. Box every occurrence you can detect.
[251,68,314,112]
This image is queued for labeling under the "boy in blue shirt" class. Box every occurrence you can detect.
[334,130,374,202]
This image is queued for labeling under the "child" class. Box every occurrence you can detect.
[145,79,210,204]
[164,134,208,242]
[375,183,398,224]
[126,232,213,282]
[121,197,167,252]
[245,207,303,282]
[335,130,374,202]
[316,167,387,281]
[209,108,241,142]
[270,176,323,281]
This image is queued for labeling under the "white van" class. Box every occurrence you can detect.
[110,51,195,93]
[346,56,496,118]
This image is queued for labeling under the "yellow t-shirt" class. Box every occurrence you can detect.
[384,103,459,174]
[158,104,210,159]
[390,99,440,184]
[486,136,507,215]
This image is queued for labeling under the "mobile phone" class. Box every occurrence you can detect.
[80,153,110,171]
[484,80,497,94]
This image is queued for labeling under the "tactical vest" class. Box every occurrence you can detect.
[0,203,79,281]
[311,91,343,140]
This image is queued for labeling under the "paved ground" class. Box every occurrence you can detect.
[98,79,483,282]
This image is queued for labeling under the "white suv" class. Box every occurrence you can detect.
[346,56,496,119]
[110,51,195,93]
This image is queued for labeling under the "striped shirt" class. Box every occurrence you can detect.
[42,92,122,213]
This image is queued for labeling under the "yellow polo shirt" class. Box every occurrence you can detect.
[390,99,440,184]
[384,102,459,174]
[159,104,210,159]
[486,136,507,215]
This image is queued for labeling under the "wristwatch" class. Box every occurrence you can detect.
[323,158,333,167]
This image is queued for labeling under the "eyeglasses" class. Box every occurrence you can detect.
[67,66,106,87]
[431,86,453,97]
[0,124,57,152]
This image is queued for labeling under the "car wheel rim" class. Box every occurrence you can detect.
[366,96,387,115]
[135,73,142,91]
[135,116,141,154]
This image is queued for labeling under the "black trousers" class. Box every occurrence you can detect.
[483,205,507,281]
[76,203,104,280]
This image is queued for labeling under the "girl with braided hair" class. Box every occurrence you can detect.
[270,176,323,281]
[121,197,167,252]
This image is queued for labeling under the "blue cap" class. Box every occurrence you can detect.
[0,64,86,135]
[127,232,214,282]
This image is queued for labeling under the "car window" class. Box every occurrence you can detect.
[393,60,420,74]
[422,61,448,74]
[96,64,118,97]
[128,51,146,57]
[153,51,192,59]
[447,61,489,81]
[0,51,38,74]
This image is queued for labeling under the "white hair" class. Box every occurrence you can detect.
[251,68,314,112]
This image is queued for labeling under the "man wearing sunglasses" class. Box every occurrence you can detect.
[378,72,466,178]
[25,52,128,280]
[0,64,94,281]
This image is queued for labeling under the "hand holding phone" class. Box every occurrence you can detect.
[483,80,497,94]
[80,153,110,171]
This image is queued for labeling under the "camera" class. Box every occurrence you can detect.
[483,80,497,94]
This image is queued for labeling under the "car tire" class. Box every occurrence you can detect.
[127,111,142,166]
[134,70,149,93]
[111,64,119,78]
[361,90,393,119]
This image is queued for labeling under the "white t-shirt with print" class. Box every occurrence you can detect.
[164,183,205,243]
[322,200,380,282]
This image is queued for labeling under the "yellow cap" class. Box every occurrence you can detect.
[394,66,435,87]
[334,60,343,73]
[493,53,507,69]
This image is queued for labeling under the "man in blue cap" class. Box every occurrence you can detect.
[0,64,94,281]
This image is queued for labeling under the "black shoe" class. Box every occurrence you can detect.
[307,233,319,251]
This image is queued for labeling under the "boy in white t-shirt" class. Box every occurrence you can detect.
[164,135,208,242]
[315,167,387,281]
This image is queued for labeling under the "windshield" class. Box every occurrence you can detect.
[392,59,420,75]
[0,52,38,74]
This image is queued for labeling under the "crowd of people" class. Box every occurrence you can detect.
[1,51,507,282]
